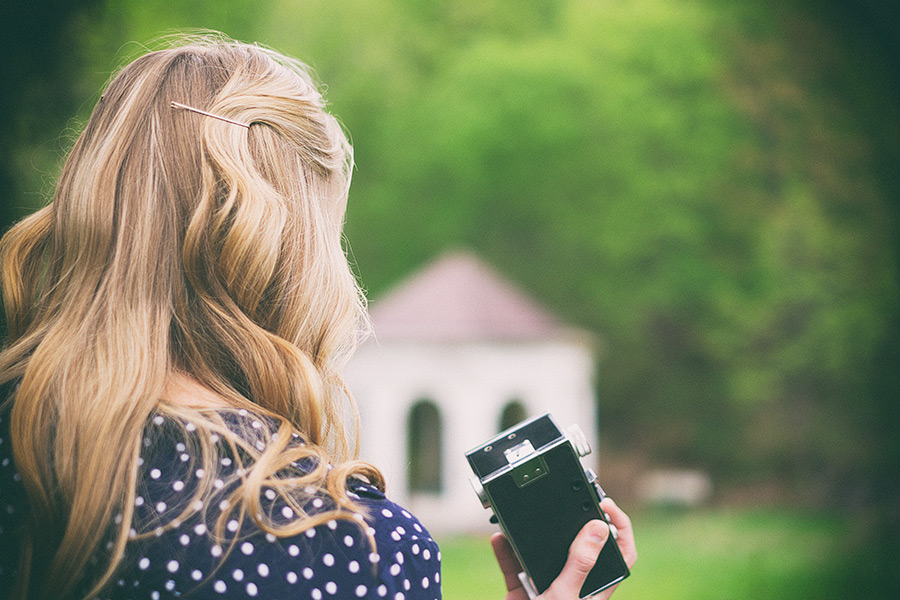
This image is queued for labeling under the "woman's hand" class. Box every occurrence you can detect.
[491,498,637,600]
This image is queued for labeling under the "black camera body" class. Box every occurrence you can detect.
[466,413,629,598]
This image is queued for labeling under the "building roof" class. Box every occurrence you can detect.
[368,250,575,342]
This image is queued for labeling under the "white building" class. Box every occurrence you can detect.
[345,250,598,534]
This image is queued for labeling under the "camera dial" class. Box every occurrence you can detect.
[565,424,592,457]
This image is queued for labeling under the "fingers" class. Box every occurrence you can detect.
[491,500,637,600]
[491,532,524,592]
[542,519,609,599]
[491,533,532,600]
[600,497,637,568]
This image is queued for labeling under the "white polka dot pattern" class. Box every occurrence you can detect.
[0,406,442,599]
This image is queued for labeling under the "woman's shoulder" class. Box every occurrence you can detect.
[109,412,441,599]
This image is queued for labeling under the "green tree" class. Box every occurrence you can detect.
[260,0,900,502]
[5,0,898,516]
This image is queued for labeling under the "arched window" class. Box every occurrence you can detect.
[407,400,442,494]
[499,400,528,432]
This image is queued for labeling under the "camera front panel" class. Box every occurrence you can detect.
[484,441,629,596]
[466,413,630,598]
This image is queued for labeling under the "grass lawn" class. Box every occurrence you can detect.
[437,507,850,600]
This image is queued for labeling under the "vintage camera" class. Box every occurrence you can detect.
[466,413,629,598]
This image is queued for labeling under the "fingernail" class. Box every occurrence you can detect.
[589,520,610,543]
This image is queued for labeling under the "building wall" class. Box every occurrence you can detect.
[344,338,596,534]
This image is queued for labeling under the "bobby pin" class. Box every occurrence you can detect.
[170,101,251,129]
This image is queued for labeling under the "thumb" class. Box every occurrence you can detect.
[542,520,609,599]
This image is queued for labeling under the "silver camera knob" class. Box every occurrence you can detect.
[565,424,592,457]
[469,476,491,508]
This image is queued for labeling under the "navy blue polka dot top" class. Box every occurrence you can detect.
[0,402,442,600]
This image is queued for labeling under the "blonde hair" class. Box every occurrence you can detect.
[0,35,381,599]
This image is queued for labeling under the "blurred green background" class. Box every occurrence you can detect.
[2,0,898,597]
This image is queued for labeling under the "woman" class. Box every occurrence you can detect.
[0,35,635,599]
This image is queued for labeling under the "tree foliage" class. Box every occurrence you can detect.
[257,0,900,499]
[3,0,899,511]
